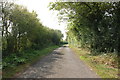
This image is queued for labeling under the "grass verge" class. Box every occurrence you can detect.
[2,45,59,78]
[70,46,119,78]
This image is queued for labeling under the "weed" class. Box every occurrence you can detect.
[2,45,59,78]
[71,47,118,78]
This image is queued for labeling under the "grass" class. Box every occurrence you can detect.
[2,45,59,78]
[70,46,119,78]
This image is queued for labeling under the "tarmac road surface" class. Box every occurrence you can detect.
[17,46,99,78]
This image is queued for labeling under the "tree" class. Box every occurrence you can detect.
[49,2,120,54]
[1,2,63,57]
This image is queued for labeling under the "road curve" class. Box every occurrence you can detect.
[17,46,99,78]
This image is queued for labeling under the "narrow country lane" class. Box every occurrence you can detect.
[17,46,100,78]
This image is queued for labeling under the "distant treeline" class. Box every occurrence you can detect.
[49,2,120,54]
[1,2,63,57]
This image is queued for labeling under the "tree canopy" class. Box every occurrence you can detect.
[49,2,120,54]
[1,2,63,57]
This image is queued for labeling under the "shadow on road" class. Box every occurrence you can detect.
[18,48,64,78]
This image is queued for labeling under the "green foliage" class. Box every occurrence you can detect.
[2,48,50,69]
[49,2,120,54]
[1,2,63,77]
[49,3,119,78]
[3,45,59,78]
[1,2,63,57]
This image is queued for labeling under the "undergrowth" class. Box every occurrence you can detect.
[2,45,59,78]
[71,46,119,78]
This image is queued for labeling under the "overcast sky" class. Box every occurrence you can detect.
[15,0,67,40]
